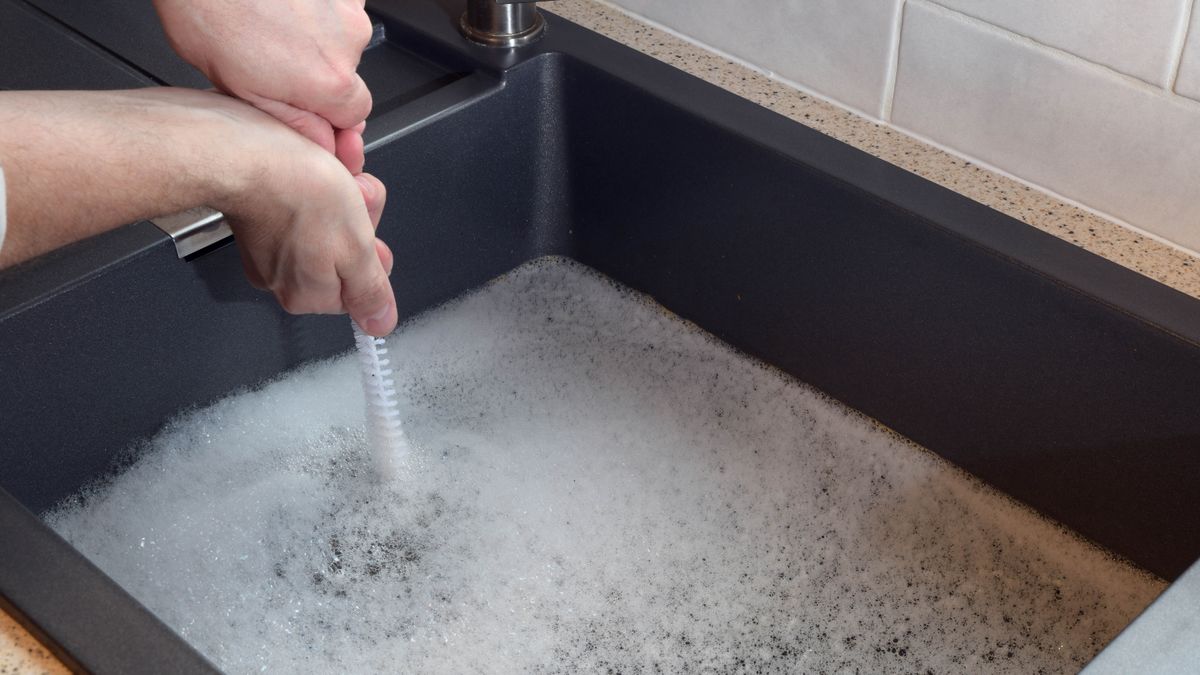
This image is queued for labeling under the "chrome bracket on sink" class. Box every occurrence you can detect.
[150,207,231,259]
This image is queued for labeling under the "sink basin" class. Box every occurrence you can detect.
[2,0,1199,671]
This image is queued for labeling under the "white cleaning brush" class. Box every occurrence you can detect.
[352,319,409,479]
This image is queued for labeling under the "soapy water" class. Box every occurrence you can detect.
[46,257,1163,673]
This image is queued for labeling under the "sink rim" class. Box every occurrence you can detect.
[2,1,1199,671]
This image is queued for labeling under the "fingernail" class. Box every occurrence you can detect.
[354,174,373,196]
[364,305,394,336]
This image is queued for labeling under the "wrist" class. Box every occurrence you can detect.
[142,89,269,218]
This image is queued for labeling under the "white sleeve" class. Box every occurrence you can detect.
[0,163,6,256]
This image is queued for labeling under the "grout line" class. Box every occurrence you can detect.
[880,0,907,121]
[581,0,885,121]
[1167,0,1196,91]
[916,0,1200,104]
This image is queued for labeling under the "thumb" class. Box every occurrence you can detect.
[245,95,337,155]
[341,248,397,337]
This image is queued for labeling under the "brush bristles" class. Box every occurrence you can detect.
[352,320,409,479]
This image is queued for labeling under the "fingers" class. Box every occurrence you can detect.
[340,245,397,337]
[223,92,388,331]
[247,95,337,155]
[250,94,366,174]
[158,0,375,155]
[354,173,386,229]
[309,72,372,132]
[310,3,375,129]
[358,173,394,276]
[275,275,345,315]
[340,171,395,336]
[335,127,365,175]
[375,238,394,276]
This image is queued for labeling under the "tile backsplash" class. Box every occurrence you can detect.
[932,0,1188,87]
[1175,7,1200,98]
[598,0,902,116]
[598,0,1200,256]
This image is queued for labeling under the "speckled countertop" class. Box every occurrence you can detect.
[548,0,1200,299]
[0,611,65,674]
[3,0,1198,671]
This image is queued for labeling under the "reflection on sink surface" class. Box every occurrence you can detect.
[2,0,1200,672]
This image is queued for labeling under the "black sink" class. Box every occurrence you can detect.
[2,0,1199,671]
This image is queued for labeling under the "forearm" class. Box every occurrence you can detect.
[0,88,246,267]
[0,86,397,335]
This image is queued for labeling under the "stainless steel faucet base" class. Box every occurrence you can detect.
[460,0,548,47]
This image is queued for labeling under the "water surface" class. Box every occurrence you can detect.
[48,258,1163,673]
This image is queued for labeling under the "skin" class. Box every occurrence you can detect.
[0,88,398,336]
[0,0,395,333]
[153,0,374,174]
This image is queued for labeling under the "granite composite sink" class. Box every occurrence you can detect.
[2,0,1199,671]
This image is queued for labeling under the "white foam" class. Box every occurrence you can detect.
[46,257,1164,673]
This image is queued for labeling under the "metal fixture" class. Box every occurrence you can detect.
[460,0,554,47]
[150,206,230,259]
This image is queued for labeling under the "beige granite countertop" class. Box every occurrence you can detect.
[0,612,66,674]
[4,0,1198,671]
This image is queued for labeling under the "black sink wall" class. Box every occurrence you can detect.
[4,44,1200,582]
[547,53,1200,580]
[4,5,1200,669]
[0,0,151,90]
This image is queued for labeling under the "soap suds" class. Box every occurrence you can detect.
[46,257,1163,673]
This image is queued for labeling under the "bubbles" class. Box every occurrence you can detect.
[45,257,1163,673]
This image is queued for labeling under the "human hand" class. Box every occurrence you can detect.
[153,0,374,173]
[188,91,397,336]
[0,87,396,335]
